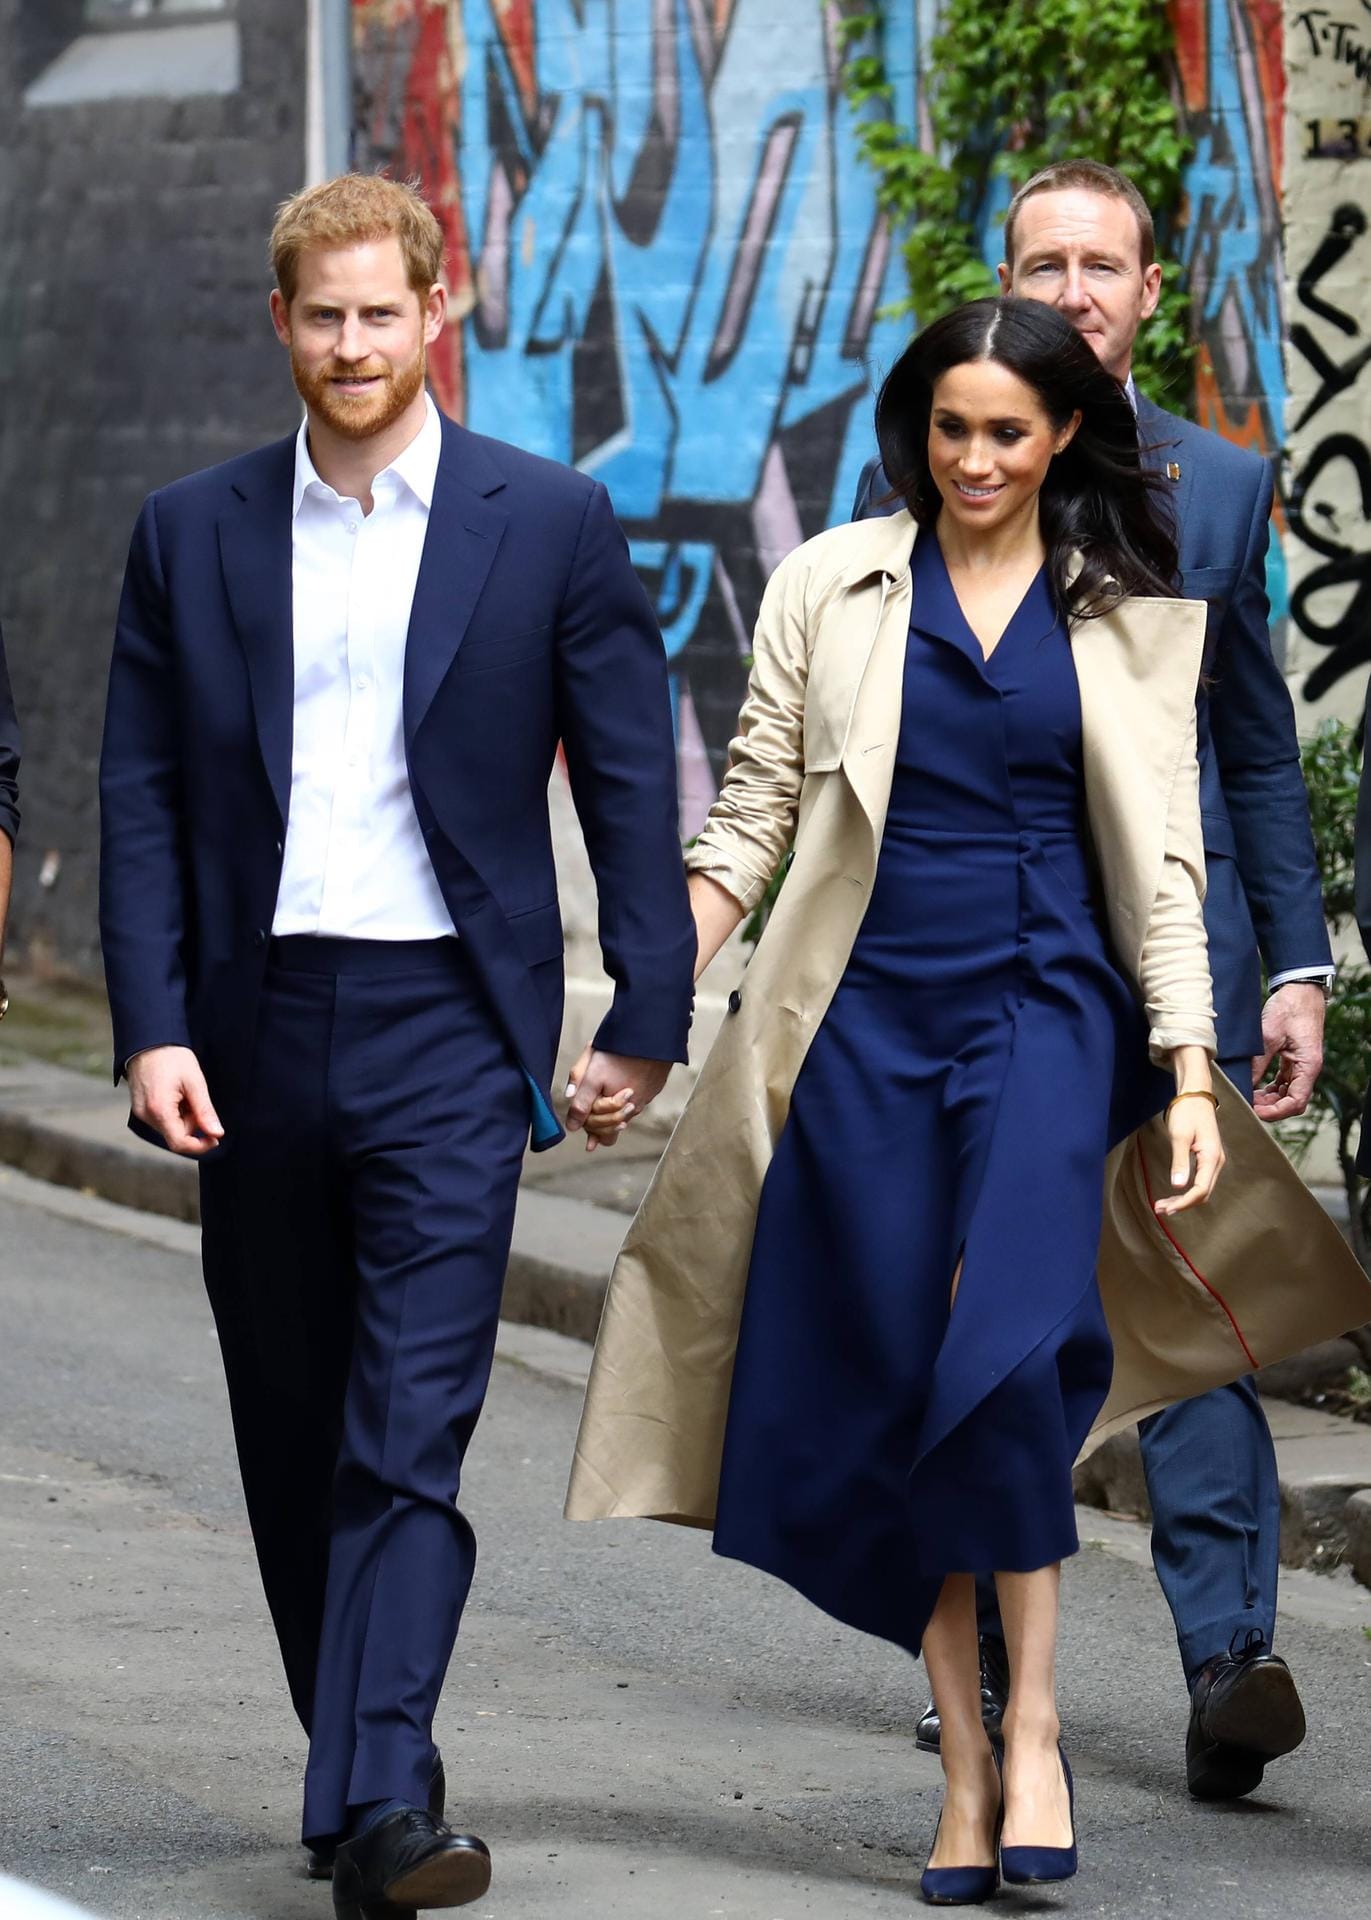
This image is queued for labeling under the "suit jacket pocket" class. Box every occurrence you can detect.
[455,623,552,672]
[507,899,564,966]
[1180,566,1237,589]
[1200,808,1238,858]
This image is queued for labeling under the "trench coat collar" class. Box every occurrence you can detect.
[828,506,1087,600]
[830,513,1085,827]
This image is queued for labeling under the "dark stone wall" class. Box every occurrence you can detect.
[0,0,306,972]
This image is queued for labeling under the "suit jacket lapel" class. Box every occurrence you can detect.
[218,437,296,827]
[1135,393,1196,555]
[403,420,509,741]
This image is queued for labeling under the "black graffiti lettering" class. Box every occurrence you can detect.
[1332,18,1371,76]
[1297,203,1366,336]
[1290,326,1371,429]
[1287,433,1371,702]
[1295,6,1371,76]
[1296,6,1331,54]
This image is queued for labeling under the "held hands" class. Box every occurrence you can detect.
[1252,981,1326,1122]
[127,1045,225,1158]
[564,1045,672,1152]
[1155,1088,1225,1218]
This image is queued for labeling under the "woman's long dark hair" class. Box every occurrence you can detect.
[875,297,1179,615]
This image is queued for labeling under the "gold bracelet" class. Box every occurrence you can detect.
[1166,1089,1219,1119]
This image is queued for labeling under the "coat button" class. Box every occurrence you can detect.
[728,989,742,1015]
[252,928,267,948]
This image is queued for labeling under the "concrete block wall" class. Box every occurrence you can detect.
[0,0,307,973]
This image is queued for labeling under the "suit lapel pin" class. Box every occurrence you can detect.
[1166,461,1182,481]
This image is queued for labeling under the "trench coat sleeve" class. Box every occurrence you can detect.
[1139,699,1219,1064]
[684,552,809,913]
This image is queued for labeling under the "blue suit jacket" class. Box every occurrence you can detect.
[0,621,19,850]
[852,395,1330,1059]
[99,411,696,1151]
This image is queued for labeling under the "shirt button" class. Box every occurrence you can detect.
[355,676,368,691]
[347,521,359,535]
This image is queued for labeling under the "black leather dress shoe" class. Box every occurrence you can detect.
[332,1806,491,1918]
[915,1634,1009,1755]
[1186,1638,1306,1801]
[307,1757,448,1881]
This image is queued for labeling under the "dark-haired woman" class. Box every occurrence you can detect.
[566,298,1368,1903]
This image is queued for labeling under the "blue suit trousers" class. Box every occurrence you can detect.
[199,935,529,1846]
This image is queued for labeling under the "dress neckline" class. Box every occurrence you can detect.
[910,531,1056,674]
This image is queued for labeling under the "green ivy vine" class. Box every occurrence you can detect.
[836,0,1197,415]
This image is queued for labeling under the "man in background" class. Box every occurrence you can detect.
[854,161,1332,1801]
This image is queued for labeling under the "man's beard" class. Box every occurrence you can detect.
[292,341,427,441]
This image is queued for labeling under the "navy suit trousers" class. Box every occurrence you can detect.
[198,935,528,1846]
[975,1059,1279,1685]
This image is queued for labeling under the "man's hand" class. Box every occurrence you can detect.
[127,1045,225,1157]
[564,1046,672,1152]
[1252,982,1327,1123]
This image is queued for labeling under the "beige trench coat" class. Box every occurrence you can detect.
[566,512,1370,1527]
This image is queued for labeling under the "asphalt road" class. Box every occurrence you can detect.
[1,1164,1370,1920]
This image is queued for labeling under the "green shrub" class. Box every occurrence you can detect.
[836,0,1196,413]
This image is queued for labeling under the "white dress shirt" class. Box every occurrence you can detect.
[273,395,456,940]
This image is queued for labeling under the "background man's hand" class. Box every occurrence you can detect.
[1252,981,1327,1122]
[564,1046,672,1152]
[126,1045,225,1157]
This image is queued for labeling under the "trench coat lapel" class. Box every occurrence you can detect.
[402,422,509,742]
[830,513,916,833]
[1071,592,1206,976]
[219,438,297,829]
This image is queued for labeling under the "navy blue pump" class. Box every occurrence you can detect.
[1000,1744,1077,1886]
[920,1749,1004,1907]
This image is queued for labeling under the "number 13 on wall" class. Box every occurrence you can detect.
[1304,117,1371,160]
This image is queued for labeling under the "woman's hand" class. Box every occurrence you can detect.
[1155,1092,1225,1217]
[580,1086,636,1150]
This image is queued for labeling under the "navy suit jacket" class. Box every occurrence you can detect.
[851,395,1330,1060]
[99,411,696,1151]
[0,621,19,850]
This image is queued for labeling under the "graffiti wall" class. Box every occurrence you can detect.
[353,0,920,841]
[350,1,1369,1024]
[1173,0,1289,644]
[1280,0,1371,726]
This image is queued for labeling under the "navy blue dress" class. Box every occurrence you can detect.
[712,532,1154,1654]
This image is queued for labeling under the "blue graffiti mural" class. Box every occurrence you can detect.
[1174,0,1290,637]
[355,0,1306,782]
[356,0,920,823]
